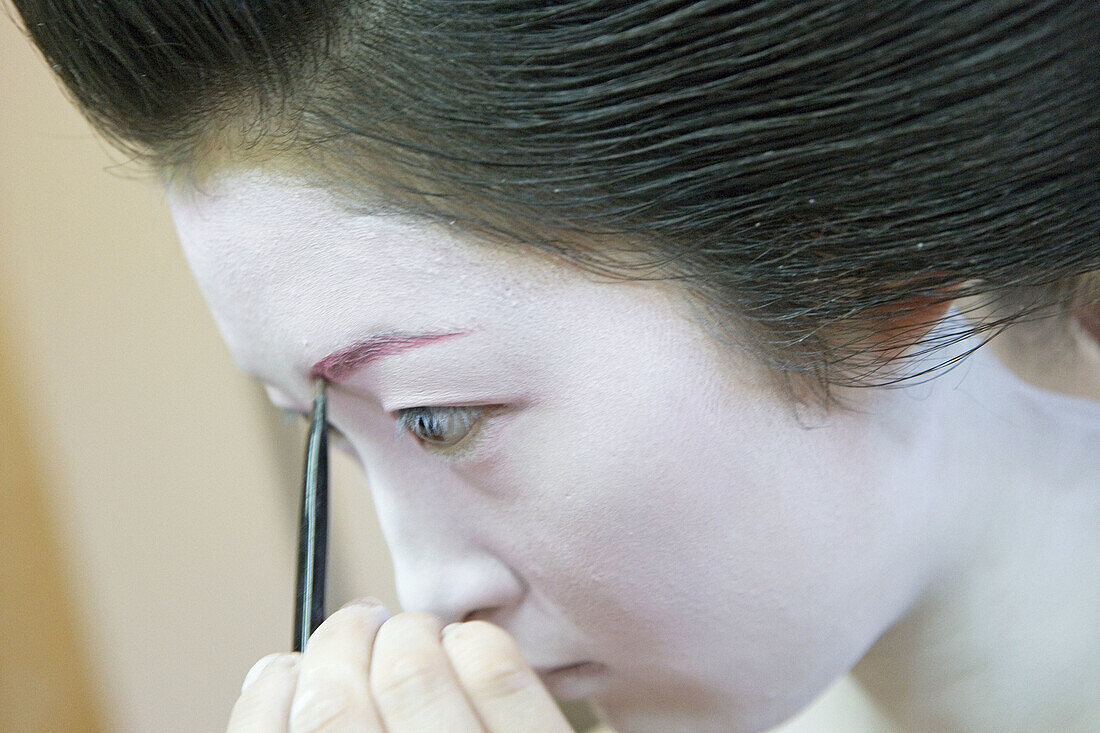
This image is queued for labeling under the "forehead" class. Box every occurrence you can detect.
[167,171,535,293]
[164,171,607,387]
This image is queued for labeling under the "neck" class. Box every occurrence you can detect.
[853,346,1100,732]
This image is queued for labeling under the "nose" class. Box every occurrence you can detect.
[393,551,526,625]
[365,464,526,626]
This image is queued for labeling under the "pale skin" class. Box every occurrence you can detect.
[168,169,1099,732]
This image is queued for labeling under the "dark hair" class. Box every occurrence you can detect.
[11,0,1099,398]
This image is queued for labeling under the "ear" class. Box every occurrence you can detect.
[1075,300,1100,345]
[867,294,956,360]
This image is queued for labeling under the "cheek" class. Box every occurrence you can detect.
[481,389,749,646]
[489,387,895,682]
[329,376,902,706]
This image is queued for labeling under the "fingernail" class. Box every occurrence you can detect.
[241,653,284,692]
[338,597,391,627]
[340,597,384,611]
[441,622,462,638]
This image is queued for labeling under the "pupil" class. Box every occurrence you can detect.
[418,412,443,441]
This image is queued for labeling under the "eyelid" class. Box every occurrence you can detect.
[393,404,503,463]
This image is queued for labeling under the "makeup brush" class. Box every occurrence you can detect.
[294,379,329,652]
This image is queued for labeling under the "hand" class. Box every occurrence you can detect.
[227,599,575,732]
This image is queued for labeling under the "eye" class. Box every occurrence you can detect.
[395,405,485,449]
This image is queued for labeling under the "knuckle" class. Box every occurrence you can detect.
[372,652,448,711]
[446,622,533,700]
[290,670,362,732]
[290,693,351,732]
[464,655,531,700]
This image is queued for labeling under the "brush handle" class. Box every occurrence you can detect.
[294,382,329,652]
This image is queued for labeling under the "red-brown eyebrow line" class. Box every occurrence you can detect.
[309,331,470,383]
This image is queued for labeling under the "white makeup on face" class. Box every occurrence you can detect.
[165,170,1098,732]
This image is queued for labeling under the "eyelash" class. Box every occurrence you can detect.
[394,405,495,460]
[281,404,498,463]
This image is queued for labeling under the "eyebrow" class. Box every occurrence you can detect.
[309,331,470,383]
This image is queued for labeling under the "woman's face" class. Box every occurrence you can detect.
[168,171,935,731]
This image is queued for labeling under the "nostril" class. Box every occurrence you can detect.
[461,607,499,624]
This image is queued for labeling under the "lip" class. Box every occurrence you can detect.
[536,661,599,675]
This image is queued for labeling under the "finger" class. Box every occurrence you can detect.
[369,612,484,732]
[289,599,390,732]
[227,652,300,732]
[442,621,573,733]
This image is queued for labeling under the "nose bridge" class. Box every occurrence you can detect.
[368,469,524,624]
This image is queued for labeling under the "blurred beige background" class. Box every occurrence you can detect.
[2,14,895,733]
